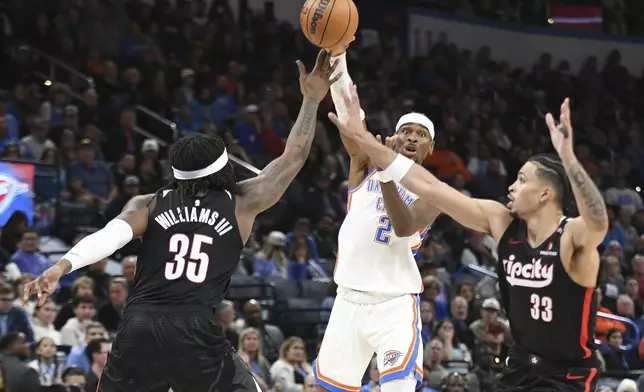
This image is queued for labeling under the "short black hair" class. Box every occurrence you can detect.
[62,366,85,380]
[72,295,95,308]
[528,154,571,210]
[0,283,13,296]
[157,133,240,200]
[0,332,24,350]
[85,338,109,362]
[21,228,39,237]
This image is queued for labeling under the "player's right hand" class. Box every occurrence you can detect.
[297,49,342,103]
[22,265,64,307]
[327,35,355,56]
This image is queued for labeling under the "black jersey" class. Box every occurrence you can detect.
[497,217,597,364]
[125,189,243,310]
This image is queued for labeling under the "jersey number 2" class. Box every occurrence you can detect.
[165,234,213,283]
[374,215,392,244]
[530,294,553,322]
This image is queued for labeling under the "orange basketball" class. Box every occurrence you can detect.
[300,0,359,49]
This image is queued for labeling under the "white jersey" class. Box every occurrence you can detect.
[335,169,428,294]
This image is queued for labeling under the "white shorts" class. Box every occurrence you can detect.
[313,292,423,392]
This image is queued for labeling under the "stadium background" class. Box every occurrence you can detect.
[0,0,643,391]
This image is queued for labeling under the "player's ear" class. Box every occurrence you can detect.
[539,187,551,203]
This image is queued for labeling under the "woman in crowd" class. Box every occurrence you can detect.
[237,328,272,391]
[434,319,472,374]
[30,298,61,344]
[28,337,63,386]
[270,337,312,392]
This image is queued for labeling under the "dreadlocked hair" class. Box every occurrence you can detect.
[528,153,578,216]
[156,133,240,201]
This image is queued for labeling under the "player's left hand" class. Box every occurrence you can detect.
[22,265,64,307]
[375,134,397,150]
[545,97,574,157]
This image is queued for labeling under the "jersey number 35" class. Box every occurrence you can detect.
[165,233,212,283]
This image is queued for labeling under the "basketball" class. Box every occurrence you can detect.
[300,0,359,49]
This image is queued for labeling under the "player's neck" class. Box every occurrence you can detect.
[523,205,563,247]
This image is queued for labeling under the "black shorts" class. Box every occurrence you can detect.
[97,305,259,392]
[499,349,599,392]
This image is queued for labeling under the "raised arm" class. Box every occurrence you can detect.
[22,194,155,305]
[545,98,608,248]
[329,86,513,241]
[327,45,371,187]
[235,50,340,240]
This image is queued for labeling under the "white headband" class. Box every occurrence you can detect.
[172,149,229,180]
[395,112,435,139]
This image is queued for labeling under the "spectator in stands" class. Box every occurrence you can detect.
[420,300,436,346]
[0,140,26,159]
[21,116,55,160]
[604,255,626,294]
[65,322,107,372]
[111,153,136,191]
[104,107,141,163]
[12,275,36,315]
[360,357,379,392]
[106,175,140,220]
[605,176,643,216]
[616,295,636,324]
[0,283,34,341]
[287,240,326,281]
[0,211,28,255]
[269,337,312,392]
[97,278,128,331]
[67,138,116,205]
[424,337,449,389]
[0,332,39,392]
[85,258,110,301]
[434,319,472,373]
[455,281,478,324]
[6,228,50,280]
[61,366,86,389]
[239,300,284,362]
[54,276,94,330]
[44,84,72,126]
[84,338,111,392]
[600,329,634,371]
[449,295,474,349]
[254,231,288,279]
[286,218,320,262]
[313,214,337,259]
[468,345,499,392]
[238,327,272,390]
[624,276,643,318]
[60,295,96,347]
[121,256,137,286]
[595,288,626,343]
[216,300,239,350]
[469,298,511,357]
[28,336,62,386]
[422,275,449,321]
[303,373,317,392]
[30,298,61,344]
[616,379,638,392]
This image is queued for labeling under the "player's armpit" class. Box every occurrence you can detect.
[566,217,605,250]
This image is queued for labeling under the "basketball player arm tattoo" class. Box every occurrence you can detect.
[380,183,440,237]
[238,99,320,215]
[560,152,609,246]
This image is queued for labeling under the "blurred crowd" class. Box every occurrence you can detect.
[0,0,643,391]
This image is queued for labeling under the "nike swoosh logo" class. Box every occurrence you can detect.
[565,374,585,380]
[509,239,521,244]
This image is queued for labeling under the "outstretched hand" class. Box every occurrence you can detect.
[297,50,342,103]
[376,134,398,150]
[22,265,65,307]
[545,98,574,157]
[328,84,363,141]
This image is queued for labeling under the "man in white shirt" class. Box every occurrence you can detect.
[60,296,96,347]
[20,117,55,160]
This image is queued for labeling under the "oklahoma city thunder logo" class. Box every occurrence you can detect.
[383,350,402,367]
[0,174,30,216]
